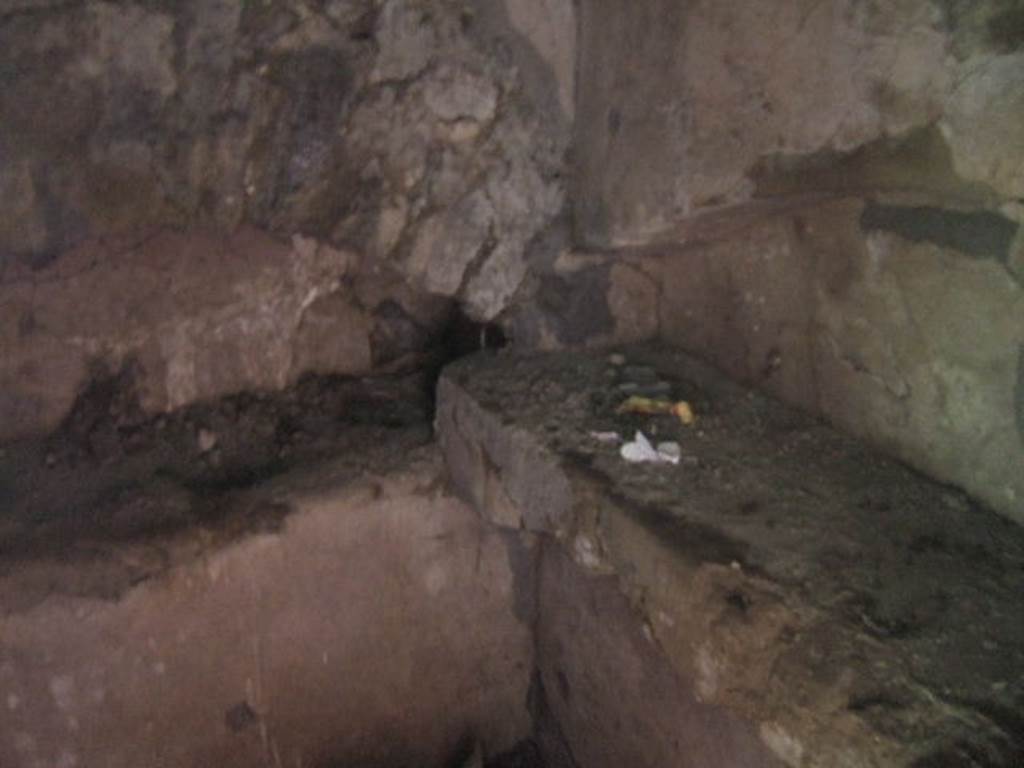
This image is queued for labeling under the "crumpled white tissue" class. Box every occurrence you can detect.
[620,430,681,465]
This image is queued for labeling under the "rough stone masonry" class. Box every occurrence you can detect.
[0,0,570,441]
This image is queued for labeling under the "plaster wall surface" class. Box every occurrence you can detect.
[572,0,1024,523]
[0,448,534,768]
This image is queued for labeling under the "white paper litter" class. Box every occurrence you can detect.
[656,441,682,463]
[589,430,622,444]
[620,431,681,465]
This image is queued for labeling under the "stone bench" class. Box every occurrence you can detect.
[436,343,1024,768]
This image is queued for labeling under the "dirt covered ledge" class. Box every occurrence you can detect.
[0,431,535,768]
[436,344,1024,768]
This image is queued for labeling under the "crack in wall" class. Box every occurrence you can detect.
[823,330,911,402]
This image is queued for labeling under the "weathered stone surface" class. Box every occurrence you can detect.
[437,346,1024,767]
[370,0,435,83]
[537,543,778,768]
[495,0,576,121]
[279,0,565,320]
[507,252,661,350]
[941,52,1024,199]
[0,0,569,437]
[338,4,568,321]
[408,191,494,298]
[574,0,1020,248]
[292,291,373,376]
[659,199,1024,523]
[437,373,574,534]
[0,229,369,442]
[0,442,534,767]
[573,0,689,247]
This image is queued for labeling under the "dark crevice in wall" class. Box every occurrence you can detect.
[0,364,433,555]
[418,305,509,418]
[370,299,442,369]
[859,203,1020,266]
[438,307,509,362]
[527,666,580,768]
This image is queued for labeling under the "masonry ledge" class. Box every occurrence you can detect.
[436,343,1024,768]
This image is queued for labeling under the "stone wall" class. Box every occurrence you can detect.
[572,0,1024,524]
[0,0,571,441]
[0,445,535,768]
[5,0,1020,525]
[659,200,1024,525]
[574,0,1023,247]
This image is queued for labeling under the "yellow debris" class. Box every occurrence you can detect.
[616,396,696,426]
[671,400,696,426]
[616,396,667,415]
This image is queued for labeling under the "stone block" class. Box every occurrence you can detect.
[537,543,776,768]
[437,345,1024,767]
[0,444,533,767]
[293,292,373,376]
[0,229,368,442]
